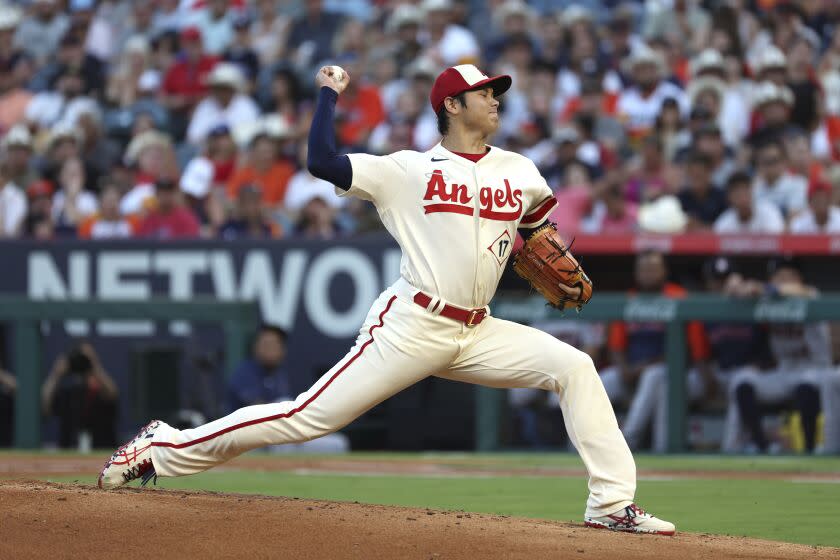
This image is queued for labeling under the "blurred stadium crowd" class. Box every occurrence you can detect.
[0,0,838,240]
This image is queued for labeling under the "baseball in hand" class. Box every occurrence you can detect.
[329,65,345,82]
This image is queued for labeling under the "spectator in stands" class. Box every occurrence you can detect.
[13,0,69,65]
[161,27,218,140]
[293,191,347,240]
[617,45,687,142]
[789,180,840,234]
[714,171,785,233]
[51,156,97,235]
[227,121,296,207]
[748,82,795,149]
[285,0,343,70]
[418,0,479,67]
[787,38,821,133]
[37,123,79,181]
[385,4,423,69]
[218,184,281,240]
[0,55,35,133]
[78,181,138,239]
[623,135,675,204]
[137,178,200,239]
[677,151,728,231]
[753,140,808,218]
[599,250,710,452]
[784,127,823,185]
[333,56,385,148]
[250,0,290,68]
[193,0,235,56]
[121,130,178,215]
[223,15,260,85]
[0,366,14,447]
[181,124,238,222]
[0,160,27,237]
[187,62,260,146]
[693,123,737,189]
[1,125,37,192]
[41,342,118,449]
[23,179,54,239]
[105,36,153,109]
[581,179,638,234]
[0,6,24,91]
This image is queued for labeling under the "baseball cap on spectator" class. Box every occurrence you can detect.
[124,36,150,55]
[406,57,438,80]
[690,49,726,77]
[703,257,736,281]
[180,26,202,42]
[421,0,453,13]
[561,5,592,26]
[751,82,794,109]
[808,180,832,199]
[0,5,22,30]
[622,45,666,76]
[48,122,83,147]
[2,125,33,149]
[688,77,726,106]
[180,156,214,198]
[493,0,535,29]
[753,46,787,76]
[553,125,580,145]
[430,64,512,113]
[124,130,172,166]
[205,63,244,89]
[385,5,423,33]
[27,180,54,199]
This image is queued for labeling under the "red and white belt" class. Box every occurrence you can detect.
[413,292,487,327]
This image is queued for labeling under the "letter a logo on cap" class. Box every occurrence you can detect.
[429,65,512,113]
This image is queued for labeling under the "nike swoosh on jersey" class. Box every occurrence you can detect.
[431,157,448,162]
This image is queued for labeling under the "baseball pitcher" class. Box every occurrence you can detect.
[98,64,675,535]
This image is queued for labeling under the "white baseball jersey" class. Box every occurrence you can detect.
[344,142,557,309]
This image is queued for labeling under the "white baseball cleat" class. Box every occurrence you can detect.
[584,503,676,536]
[97,420,161,490]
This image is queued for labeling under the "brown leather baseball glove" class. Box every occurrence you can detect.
[512,222,593,311]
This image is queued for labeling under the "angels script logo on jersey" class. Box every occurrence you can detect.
[422,170,523,221]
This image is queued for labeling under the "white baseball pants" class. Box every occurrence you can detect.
[151,279,637,517]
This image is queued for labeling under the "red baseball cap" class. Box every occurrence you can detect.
[808,179,832,198]
[429,64,512,113]
[180,26,202,42]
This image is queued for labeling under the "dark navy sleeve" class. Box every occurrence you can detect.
[307,86,352,191]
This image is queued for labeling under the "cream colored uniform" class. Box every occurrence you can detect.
[150,143,637,517]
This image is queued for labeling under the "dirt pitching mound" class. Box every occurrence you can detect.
[0,481,835,560]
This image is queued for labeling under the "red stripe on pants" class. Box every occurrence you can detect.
[152,295,398,449]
